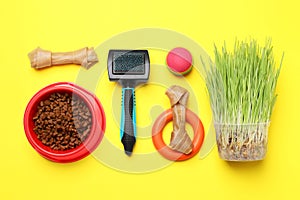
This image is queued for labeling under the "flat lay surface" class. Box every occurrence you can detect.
[0,0,299,199]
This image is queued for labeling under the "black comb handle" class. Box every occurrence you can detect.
[121,88,136,156]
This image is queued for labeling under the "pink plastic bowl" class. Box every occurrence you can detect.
[23,82,106,163]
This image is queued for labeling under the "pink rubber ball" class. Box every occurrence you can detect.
[166,47,193,75]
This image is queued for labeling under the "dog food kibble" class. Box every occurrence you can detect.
[33,93,92,151]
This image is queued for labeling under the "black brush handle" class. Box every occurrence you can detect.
[121,88,136,156]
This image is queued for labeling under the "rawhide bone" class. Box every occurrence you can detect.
[28,47,98,69]
[166,85,193,154]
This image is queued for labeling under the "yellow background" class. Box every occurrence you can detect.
[1,0,299,199]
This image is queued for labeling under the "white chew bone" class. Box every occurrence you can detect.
[28,47,98,69]
[166,85,193,154]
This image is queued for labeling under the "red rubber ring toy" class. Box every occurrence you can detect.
[152,108,205,161]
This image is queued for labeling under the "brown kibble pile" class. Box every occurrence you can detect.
[33,92,92,151]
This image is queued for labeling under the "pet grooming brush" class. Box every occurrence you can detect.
[107,50,150,156]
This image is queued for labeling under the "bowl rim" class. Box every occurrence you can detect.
[23,82,106,163]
